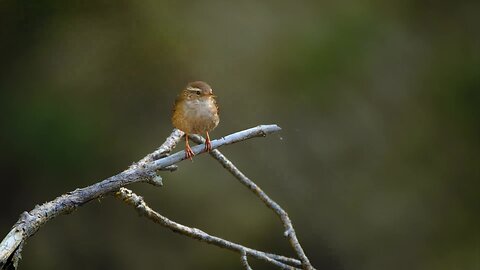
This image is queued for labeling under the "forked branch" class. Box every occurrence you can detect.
[0,124,315,270]
[189,135,315,270]
[115,188,301,270]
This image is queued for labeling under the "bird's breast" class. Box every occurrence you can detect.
[172,98,219,134]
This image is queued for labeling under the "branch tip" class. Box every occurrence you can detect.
[147,174,163,187]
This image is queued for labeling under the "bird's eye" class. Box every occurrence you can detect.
[196,90,201,96]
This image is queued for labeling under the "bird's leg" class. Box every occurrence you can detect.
[205,131,212,152]
[185,134,195,160]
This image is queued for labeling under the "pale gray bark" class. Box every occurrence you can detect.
[116,188,301,270]
[0,124,315,270]
[241,250,254,270]
[189,134,315,270]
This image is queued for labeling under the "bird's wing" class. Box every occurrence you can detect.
[213,97,219,115]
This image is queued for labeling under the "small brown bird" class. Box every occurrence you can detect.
[172,81,220,160]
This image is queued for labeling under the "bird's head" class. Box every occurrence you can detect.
[182,81,214,99]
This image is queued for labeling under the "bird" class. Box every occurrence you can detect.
[172,81,220,160]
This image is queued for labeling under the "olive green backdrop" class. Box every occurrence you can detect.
[0,1,479,269]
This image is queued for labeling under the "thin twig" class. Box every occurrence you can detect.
[241,250,253,270]
[189,135,315,270]
[0,125,281,268]
[115,188,300,270]
[133,129,185,166]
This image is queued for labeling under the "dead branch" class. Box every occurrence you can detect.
[189,135,315,270]
[0,124,315,270]
[115,188,301,270]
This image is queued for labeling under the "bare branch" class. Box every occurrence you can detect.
[115,188,300,270]
[133,129,184,166]
[241,250,253,270]
[189,135,315,270]
[0,125,281,268]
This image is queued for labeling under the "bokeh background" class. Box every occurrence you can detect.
[1,1,479,269]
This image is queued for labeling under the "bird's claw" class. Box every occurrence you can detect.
[205,139,212,152]
[185,146,195,161]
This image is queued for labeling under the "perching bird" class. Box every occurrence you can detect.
[172,81,219,160]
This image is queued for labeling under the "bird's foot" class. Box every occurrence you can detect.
[185,145,195,160]
[205,138,212,152]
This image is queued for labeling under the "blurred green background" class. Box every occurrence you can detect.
[1,1,479,269]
